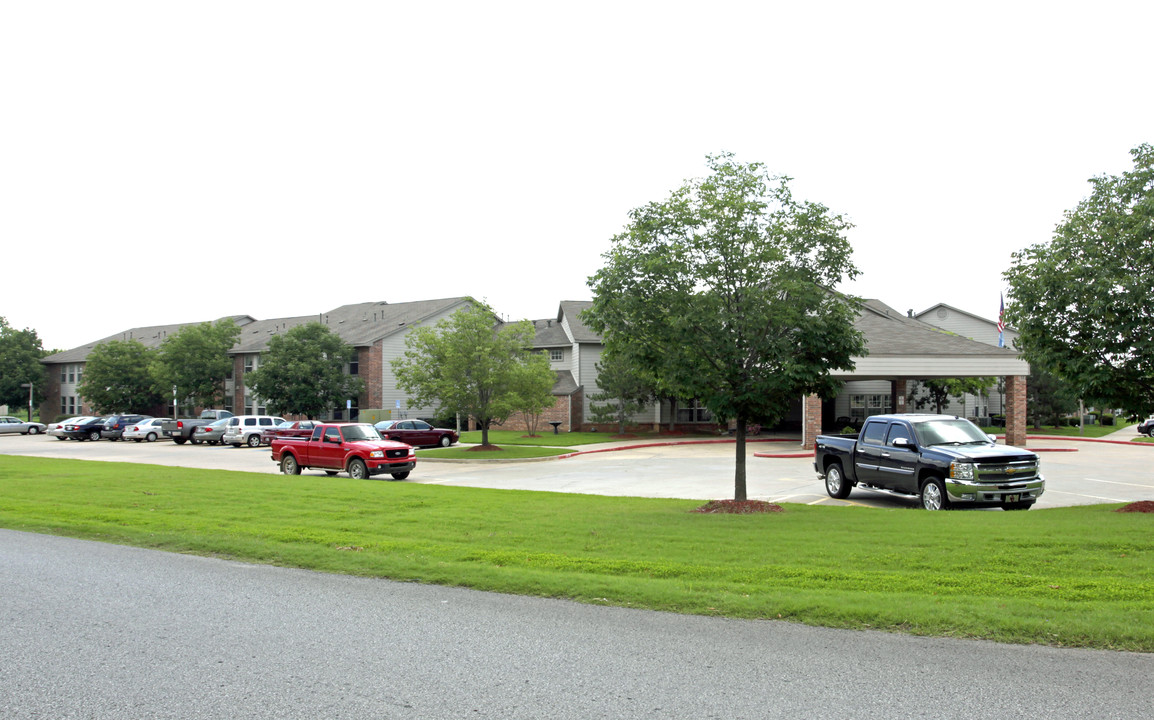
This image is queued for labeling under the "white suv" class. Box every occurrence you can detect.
[222,415,285,447]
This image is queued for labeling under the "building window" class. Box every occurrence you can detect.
[549,349,563,362]
[76,367,82,383]
[61,397,67,414]
[68,397,76,414]
[850,394,892,425]
[68,366,75,383]
[348,359,359,375]
[675,400,713,423]
[60,367,67,383]
[244,356,255,373]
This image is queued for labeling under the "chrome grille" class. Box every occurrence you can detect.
[975,460,1038,482]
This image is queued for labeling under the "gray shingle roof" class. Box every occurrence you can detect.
[559,301,599,343]
[856,300,1018,357]
[41,315,255,363]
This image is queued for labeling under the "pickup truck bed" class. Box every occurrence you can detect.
[814,413,1044,510]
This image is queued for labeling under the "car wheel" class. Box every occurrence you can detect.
[88,430,101,441]
[246,434,261,448]
[27,426,40,435]
[439,435,452,448]
[281,454,301,475]
[175,437,188,445]
[190,437,200,445]
[1148,427,1154,438]
[391,471,411,480]
[920,477,949,511]
[348,459,368,480]
[824,462,852,499]
[325,470,338,476]
[146,432,157,442]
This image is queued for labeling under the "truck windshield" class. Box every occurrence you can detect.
[341,424,382,442]
[914,419,990,446]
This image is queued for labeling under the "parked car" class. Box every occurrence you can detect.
[123,417,171,442]
[192,417,231,445]
[62,416,113,441]
[222,415,286,447]
[1137,417,1154,437]
[161,409,235,445]
[0,416,48,435]
[373,419,459,448]
[48,416,95,440]
[102,414,153,441]
[260,419,321,446]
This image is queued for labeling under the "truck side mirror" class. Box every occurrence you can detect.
[892,437,913,448]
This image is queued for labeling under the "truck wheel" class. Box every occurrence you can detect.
[920,477,949,511]
[348,459,368,480]
[391,471,410,480]
[824,462,852,499]
[174,438,187,445]
[1148,427,1154,438]
[439,435,452,447]
[246,434,261,448]
[281,455,301,475]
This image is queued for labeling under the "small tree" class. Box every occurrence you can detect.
[392,304,555,447]
[506,352,558,436]
[0,317,47,417]
[152,319,241,410]
[246,323,363,419]
[587,348,651,435]
[78,339,164,413]
[908,378,995,415]
[1027,367,1078,428]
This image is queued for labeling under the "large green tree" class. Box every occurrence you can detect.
[0,317,47,417]
[586,153,866,500]
[152,319,241,409]
[246,323,363,419]
[392,304,555,447]
[1004,144,1154,416]
[77,339,164,413]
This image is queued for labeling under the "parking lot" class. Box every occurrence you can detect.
[1,432,1152,509]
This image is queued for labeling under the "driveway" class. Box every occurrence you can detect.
[1,432,1151,509]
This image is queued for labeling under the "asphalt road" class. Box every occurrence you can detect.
[3,529,1151,719]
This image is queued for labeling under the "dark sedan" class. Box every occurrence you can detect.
[260,420,321,446]
[61,416,113,441]
[373,419,458,448]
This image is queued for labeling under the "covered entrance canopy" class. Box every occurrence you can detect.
[802,301,1030,446]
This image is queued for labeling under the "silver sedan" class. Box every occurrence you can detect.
[0,416,48,435]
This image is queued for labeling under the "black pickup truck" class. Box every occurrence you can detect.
[814,413,1044,510]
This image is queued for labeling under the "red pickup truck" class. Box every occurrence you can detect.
[270,422,416,480]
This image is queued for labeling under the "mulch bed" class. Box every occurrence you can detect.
[693,500,783,514]
[466,445,504,452]
[1115,501,1154,513]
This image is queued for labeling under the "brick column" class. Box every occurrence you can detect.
[892,378,910,415]
[802,393,822,448]
[1004,375,1027,446]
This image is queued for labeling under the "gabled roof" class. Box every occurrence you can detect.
[42,316,244,364]
[529,318,571,348]
[559,301,599,343]
[855,300,1018,357]
[914,302,1015,332]
[551,370,579,395]
[230,298,474,353]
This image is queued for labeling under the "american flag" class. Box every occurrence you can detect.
[997,294,1005,347]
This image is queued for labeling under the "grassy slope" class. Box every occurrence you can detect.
[1,456,1150,651]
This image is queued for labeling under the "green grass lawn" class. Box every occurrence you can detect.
[1,456,1151,651]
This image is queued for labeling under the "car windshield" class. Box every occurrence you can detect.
[375,421,396,430]
[341,424,382,442]
[914,418,990,446]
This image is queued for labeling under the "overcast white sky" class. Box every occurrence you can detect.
[3,1,1151,351]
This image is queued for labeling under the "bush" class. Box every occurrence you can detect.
[1101,414,1115,426]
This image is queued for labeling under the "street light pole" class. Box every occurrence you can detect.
[20,382,33,421]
